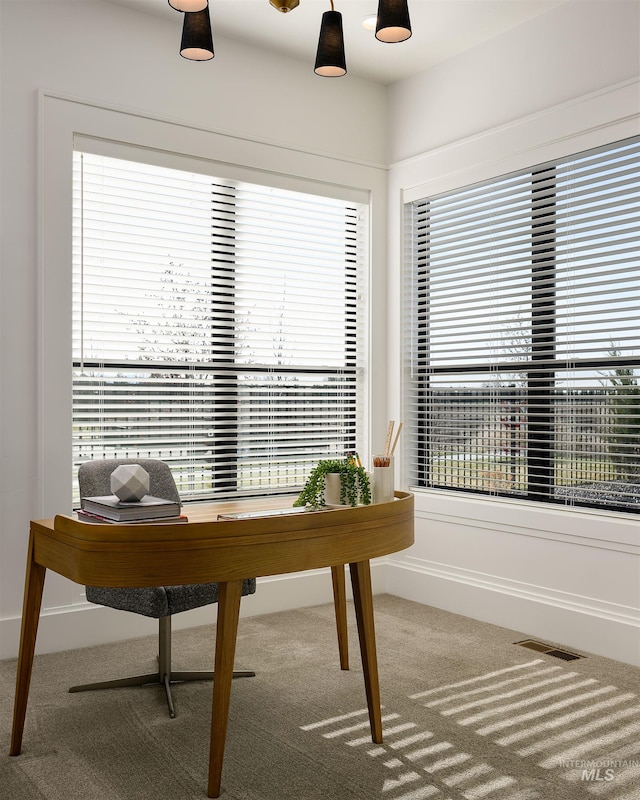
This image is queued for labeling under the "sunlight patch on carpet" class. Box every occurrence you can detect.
[301,706,527,799]
[409,659,640,798]
[301,657,640,800]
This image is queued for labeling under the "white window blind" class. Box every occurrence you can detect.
[73,152,368,504]
[405,136,640,513]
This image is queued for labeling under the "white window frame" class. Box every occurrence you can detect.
[404,136,640,515]
[72,148,369,505]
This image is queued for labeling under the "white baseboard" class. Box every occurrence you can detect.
[3,556,637,669]
[0,563,386,659]
[385,558,640,668]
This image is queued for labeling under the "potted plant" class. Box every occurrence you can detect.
[294,457,372,510]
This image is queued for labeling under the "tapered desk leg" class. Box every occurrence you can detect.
[10,532,46,756]
[349,560,383,744]
[207,579,243,799]
[331,564,349,670]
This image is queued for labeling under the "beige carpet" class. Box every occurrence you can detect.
[1,595,639,800]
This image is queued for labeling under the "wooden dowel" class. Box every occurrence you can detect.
[383,421,394,457]
[389,422,403,457]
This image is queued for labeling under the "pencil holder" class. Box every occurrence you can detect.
[372,455,394,503]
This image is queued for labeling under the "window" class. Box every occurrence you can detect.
[405,136,640,513]
[73,152,368,505]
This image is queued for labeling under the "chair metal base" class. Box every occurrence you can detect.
[68,615,254,718]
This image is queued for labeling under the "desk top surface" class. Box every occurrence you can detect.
[30,493,415,587]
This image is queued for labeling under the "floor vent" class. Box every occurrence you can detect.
[515,639,583,661]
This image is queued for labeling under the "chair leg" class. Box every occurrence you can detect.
[70,615,255,718]
[69,673,161,692]
[158,616,255,716]
[162,671,177,719]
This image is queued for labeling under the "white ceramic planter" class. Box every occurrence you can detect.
[324,472,372,506]
[323,473,344,506]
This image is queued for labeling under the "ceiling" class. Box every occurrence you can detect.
[106,0,566,84]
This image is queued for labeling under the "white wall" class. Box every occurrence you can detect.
[388,0,640,163]
[0,0,388,657]
[386,0,640,666]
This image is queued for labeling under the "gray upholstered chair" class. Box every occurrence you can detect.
[71,458,256,717]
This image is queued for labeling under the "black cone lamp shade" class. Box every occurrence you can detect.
[180,7,214,61]
[314,10,346,77]
[376,0,412,43]
[169,0,208,11]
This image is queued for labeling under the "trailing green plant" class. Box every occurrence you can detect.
[294,458,372,509]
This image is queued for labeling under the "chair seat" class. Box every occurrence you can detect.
[86,579,256,618]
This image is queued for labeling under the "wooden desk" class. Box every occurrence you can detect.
[10,492,414,797]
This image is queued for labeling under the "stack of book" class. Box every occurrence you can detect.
[78,495,187,524]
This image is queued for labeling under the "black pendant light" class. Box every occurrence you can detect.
[168,0,207,11]
[314,1,346,77]
[173,0,414,69]
[180,6,214,61]
[376,0,412,43]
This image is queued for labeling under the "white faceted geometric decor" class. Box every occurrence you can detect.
[110,464,150,502]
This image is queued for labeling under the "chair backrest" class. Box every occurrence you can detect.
[78,459,181,504]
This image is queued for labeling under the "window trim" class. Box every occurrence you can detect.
[39,92,387,519]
